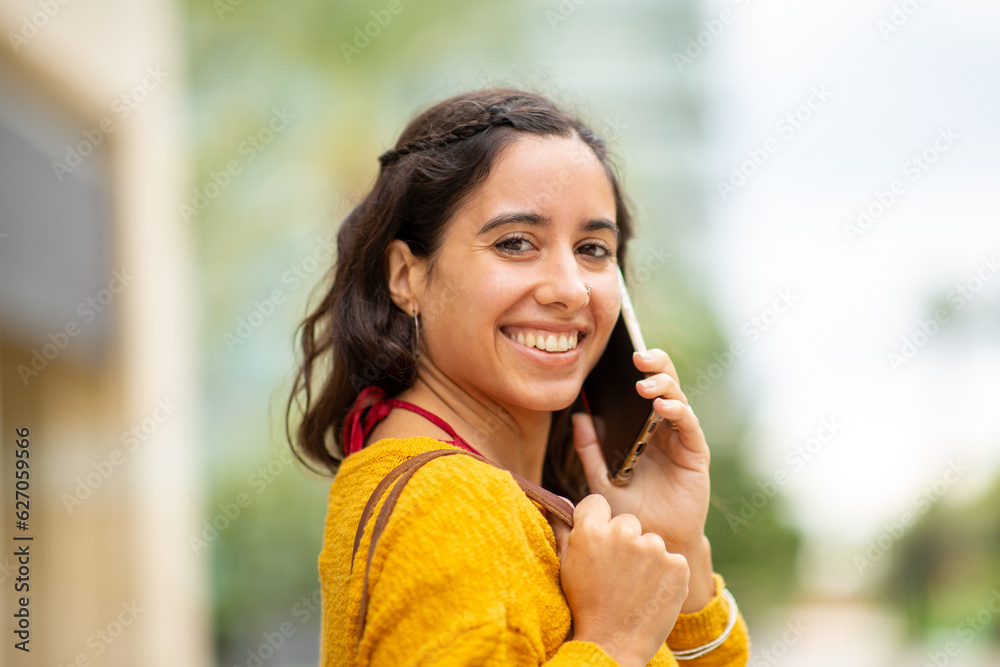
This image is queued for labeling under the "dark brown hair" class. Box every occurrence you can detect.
[286,87,634,503]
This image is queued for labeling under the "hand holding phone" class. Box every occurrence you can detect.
[575,268,664,486]
[556,276,717,612]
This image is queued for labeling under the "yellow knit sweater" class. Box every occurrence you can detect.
[319,436,750,666]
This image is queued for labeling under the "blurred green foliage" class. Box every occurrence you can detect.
[643,272,802,620]
[884,471,1000,642]
[209,450,329,662]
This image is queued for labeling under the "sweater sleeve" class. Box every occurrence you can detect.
[356,454,626,667]
[664,574,750,666]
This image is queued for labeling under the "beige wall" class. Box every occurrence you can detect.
[0,1,209,665]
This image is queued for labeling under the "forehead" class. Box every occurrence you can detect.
[448,133,617,231]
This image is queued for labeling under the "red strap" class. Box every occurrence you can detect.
[343,386,485,457]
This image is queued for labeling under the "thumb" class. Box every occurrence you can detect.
[547,495,574,561]
[571,412,608,493]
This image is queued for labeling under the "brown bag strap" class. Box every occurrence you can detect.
[351,448,575,654]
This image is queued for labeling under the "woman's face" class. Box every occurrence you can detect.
[415,133,621,413]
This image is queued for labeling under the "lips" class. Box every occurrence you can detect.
[499,325,585,353]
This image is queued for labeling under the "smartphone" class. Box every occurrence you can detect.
[574,268,664,486]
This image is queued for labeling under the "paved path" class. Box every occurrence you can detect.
[746,603,1000,667]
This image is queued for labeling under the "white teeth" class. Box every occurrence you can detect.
[505,328,581,353]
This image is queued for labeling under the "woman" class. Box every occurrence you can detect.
[288,88,750,666]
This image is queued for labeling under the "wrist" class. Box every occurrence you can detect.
[571,630,647,667]
[662,533,709,558]
[669,535,715,614]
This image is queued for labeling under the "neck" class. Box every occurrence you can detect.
[399,362,551,486]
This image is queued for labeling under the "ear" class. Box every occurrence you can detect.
[386,239,426,314]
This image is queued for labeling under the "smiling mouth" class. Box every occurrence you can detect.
[500,326,584,352]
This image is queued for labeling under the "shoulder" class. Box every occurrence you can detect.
[337,436,516,495]
[330,436,557,577]
[375,438,542,533]
[342,436,524,498]
[355,437,555,564]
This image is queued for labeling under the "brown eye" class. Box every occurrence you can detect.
[495,235,534,254]
[578,242,611,258]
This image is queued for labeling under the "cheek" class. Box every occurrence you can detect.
[479,264,533,295]
[465,266,534,328]
[593,277,622,332]
[423,272,511,352]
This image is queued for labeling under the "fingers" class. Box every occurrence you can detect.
[635,371,689,431]
[609,512,643,538]
[635,371,687,406]
[653,398,703,441]
[555,494,692,662]
[633,349,680,387]
[634,353,695,435]
[574,492,612,525]
[548,511,571,560]
[633,363,708,456]
[548,494,577,561]
[575,495,644,539]
[571,412,610,492]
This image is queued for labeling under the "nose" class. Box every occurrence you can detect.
[533,247,590,310]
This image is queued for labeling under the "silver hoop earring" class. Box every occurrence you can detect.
[586,285,593,296]
[412,307,420,359]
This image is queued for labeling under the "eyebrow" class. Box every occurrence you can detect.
[476,211,619,238]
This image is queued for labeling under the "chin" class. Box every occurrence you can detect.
[507,379,582,413]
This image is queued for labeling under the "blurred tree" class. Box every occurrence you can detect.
[884,470,1000,642]
[208,454,329,663]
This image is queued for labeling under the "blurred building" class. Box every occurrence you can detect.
[0,1,209,666]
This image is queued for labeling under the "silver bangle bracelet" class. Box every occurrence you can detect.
[672,588,739,661]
